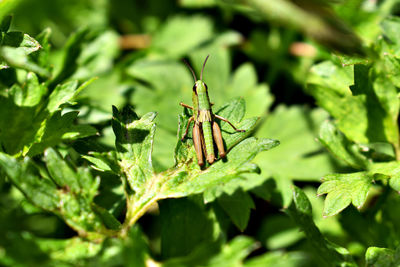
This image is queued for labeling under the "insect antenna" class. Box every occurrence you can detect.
[200,55,210,80]
[183,59,197,82]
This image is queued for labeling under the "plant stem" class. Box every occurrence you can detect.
[119,193,158,238]
[394,142,400,161]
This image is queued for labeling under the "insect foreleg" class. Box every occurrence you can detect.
[179,102,193,110]
[181,116,194,141]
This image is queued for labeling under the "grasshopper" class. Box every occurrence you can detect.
[180,55,245,166]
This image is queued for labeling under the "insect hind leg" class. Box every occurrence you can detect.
[214,114,245,132]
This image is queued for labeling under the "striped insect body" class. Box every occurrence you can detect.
[180,55,245,166]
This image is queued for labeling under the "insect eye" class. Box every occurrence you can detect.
[193,84,197,93]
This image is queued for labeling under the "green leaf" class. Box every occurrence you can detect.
[319,120,369,169]
[44,148,83,192]
[122,226,149,267]
[37,237,102,262]
[255,105,337,181]
[179,0,217,8]
[366,246,400,267]
[217,189,255,231]
[251,174,293,209]
[49,28,89,88]
[151,15,214,58]
[0,230,49,266]
[244,251,308,267]
[0,46,50,77]
[0,31,51,77]
[82,155,113,172]
[204,236,259,267]
[2,32,41,53]
[333,0,382,42]
[308,61,400,149]
[11,72,46,107]
[203,172,272,204]
[307,60,354,96]
[159,197,216,258]
[214,98,257,148]
[370,161,400,192]
[228,63,272,118]
[126,59,193,170]
[164,137,278,198]
[82,152,119,173]
[317,172,373,216]
[0,152,60,210]
[162,242,222,267]
[62,124,98,140]
[336,54,370,66]
[369,67,399,151]
[76,70,125,125]
[307,63,368,144]
[40,148,106,234]
[286,186,356,266]
[47,80,79,113]
[56,226,148,266]
[111,106,156,192]
[365,18,400,89]
[0,88,43,155]
[257,214,303,250]
[126,59,192,134]
[25,111,80,157]
[380,16,400,53]
[30,28,52,72]
[268,191,343,247]
[72,30,120,80]
[162,236,259,267]
[0,148,118,236]
[0,72,92,157]
[318,161,400,216]
[303,187,344,241]
[2,31,23,47]
[0,15,12,32]
[92,204,122,230]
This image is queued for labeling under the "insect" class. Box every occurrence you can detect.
[180,55,245,166]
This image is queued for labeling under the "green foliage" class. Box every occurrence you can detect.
[317,172,373,217]
[2,1,400,266]
[366,246,400,267]
[0,148,119,237]
[307,16,400,219]
[0,12,282,265]
[105,101,278,233]
[286,186,356,266]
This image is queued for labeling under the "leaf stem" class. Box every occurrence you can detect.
[119,193,158,238]
[395,142,400,161]
[118,167,186,237]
